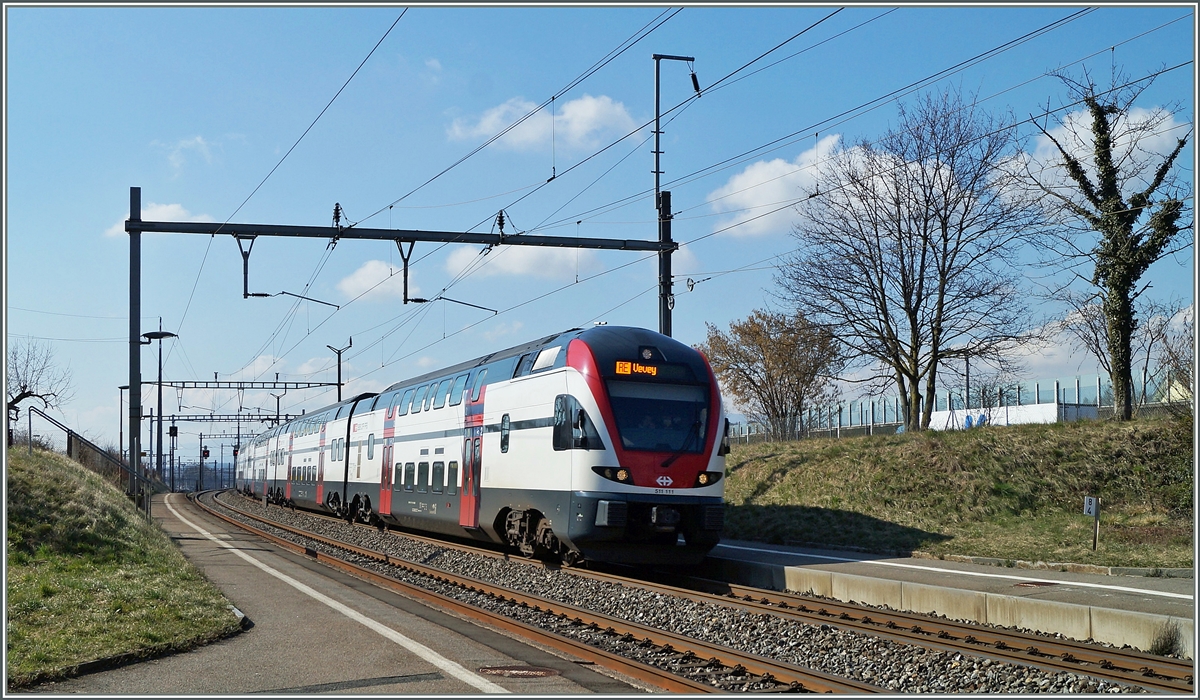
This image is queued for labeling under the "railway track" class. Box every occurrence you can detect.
[194,491,876,693]
[204,491,1190,693]
[594,568,1195,694]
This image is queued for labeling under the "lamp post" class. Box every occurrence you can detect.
[143,326,177,489]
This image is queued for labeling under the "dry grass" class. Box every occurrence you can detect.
[722,415,1193,568]
[6,448,240,688]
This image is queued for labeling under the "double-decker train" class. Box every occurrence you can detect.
[235,325,729,565]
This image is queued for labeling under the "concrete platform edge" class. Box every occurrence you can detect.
[703,555,1194,659]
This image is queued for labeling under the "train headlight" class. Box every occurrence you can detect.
[694,471,722,487]
[698,472,710,485]
[591,466,634,484]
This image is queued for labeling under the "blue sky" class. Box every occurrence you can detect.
[4,4,1194,457]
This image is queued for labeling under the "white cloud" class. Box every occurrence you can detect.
[336,260,418,301]
[104,202,213,237]
[707,134,840,236]
[444,245,599,280]
[483,320,524,342]
[231,355,285,382]
[151,135,214,172]
[416,356,437,368]
[446,94,637,151]
[296,356,335,375]
[1028,107,1189,199]
[425,58,442,71]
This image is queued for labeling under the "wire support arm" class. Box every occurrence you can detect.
[130,220,673,252]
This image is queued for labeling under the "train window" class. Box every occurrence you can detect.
[470,369,488,401]
[431,461,444,494]
[395,388,414,417]
[424,382,440,411]
[532,346,561,372]
[553,394,604,451]
[447,461,458,495]
[417,462,429,493]
[432,379,450,409]
[404,462,415,492]
[367,434,375,461]
[500,414,510,453]
[411,385,428,414]
[448,373,469,406]
[513,353,534,378]
[393,462,402,489]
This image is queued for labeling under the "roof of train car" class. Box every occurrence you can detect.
[379,327,584,393]
[244,325,698,441]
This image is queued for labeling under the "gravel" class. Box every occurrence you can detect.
[209,492,1146,694]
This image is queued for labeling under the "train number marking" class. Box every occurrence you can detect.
[653,488,676,495]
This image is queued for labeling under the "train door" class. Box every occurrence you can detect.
[458,433,482,527]
[380,443,393,515]
[317,423,326,505]
[260,437,271,498]
[285,433,294,500]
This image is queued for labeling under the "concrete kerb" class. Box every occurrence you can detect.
[711,557,1194,658]
[915,551,1194,579]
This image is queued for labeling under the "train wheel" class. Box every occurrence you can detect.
[504,510,537,558]
[533,519,561,560]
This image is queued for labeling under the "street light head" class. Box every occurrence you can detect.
[142,331,177,341]
[119,385,129,390]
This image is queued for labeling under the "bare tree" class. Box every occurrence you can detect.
[778,87,1041,430]
[698,310,843,441]
[1023,70,1191,420]
[7,337,74,445]
[1157,303,1193,411]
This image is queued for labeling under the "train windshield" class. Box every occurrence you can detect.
[606,381,707,452]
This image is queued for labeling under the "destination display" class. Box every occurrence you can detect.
[613,360,694,382]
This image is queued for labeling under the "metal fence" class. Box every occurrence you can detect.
[729,368,1191,445]
[24,407,162,518]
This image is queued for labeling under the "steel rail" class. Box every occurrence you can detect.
[201,493,880,693]
[229,492,1193,693]
[580,567,1194,694]
[189,493,713,693]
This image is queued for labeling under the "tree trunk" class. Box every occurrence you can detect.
[1105,276,1136,420]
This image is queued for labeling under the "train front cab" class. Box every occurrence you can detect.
[559,329,728,566]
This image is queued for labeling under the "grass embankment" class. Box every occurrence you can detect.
[723,416,1193,569]
[6,448,241,688]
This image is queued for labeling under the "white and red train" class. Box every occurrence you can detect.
[235,326,729,565]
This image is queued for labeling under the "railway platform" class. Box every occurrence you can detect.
[24,493,641,695]
[693,539,1195,658]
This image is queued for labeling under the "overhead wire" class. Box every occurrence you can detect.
[276,6,1116,388]
[529,7,1101,235]
[392,7,850,307]
[213,9,1188,417]
[167,11,407,380]
[350,7,682,229]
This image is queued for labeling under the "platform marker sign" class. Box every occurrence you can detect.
[1083,496,1100,550]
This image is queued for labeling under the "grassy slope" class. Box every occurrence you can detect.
[722,416,1193,569]
[6,448,240,688]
